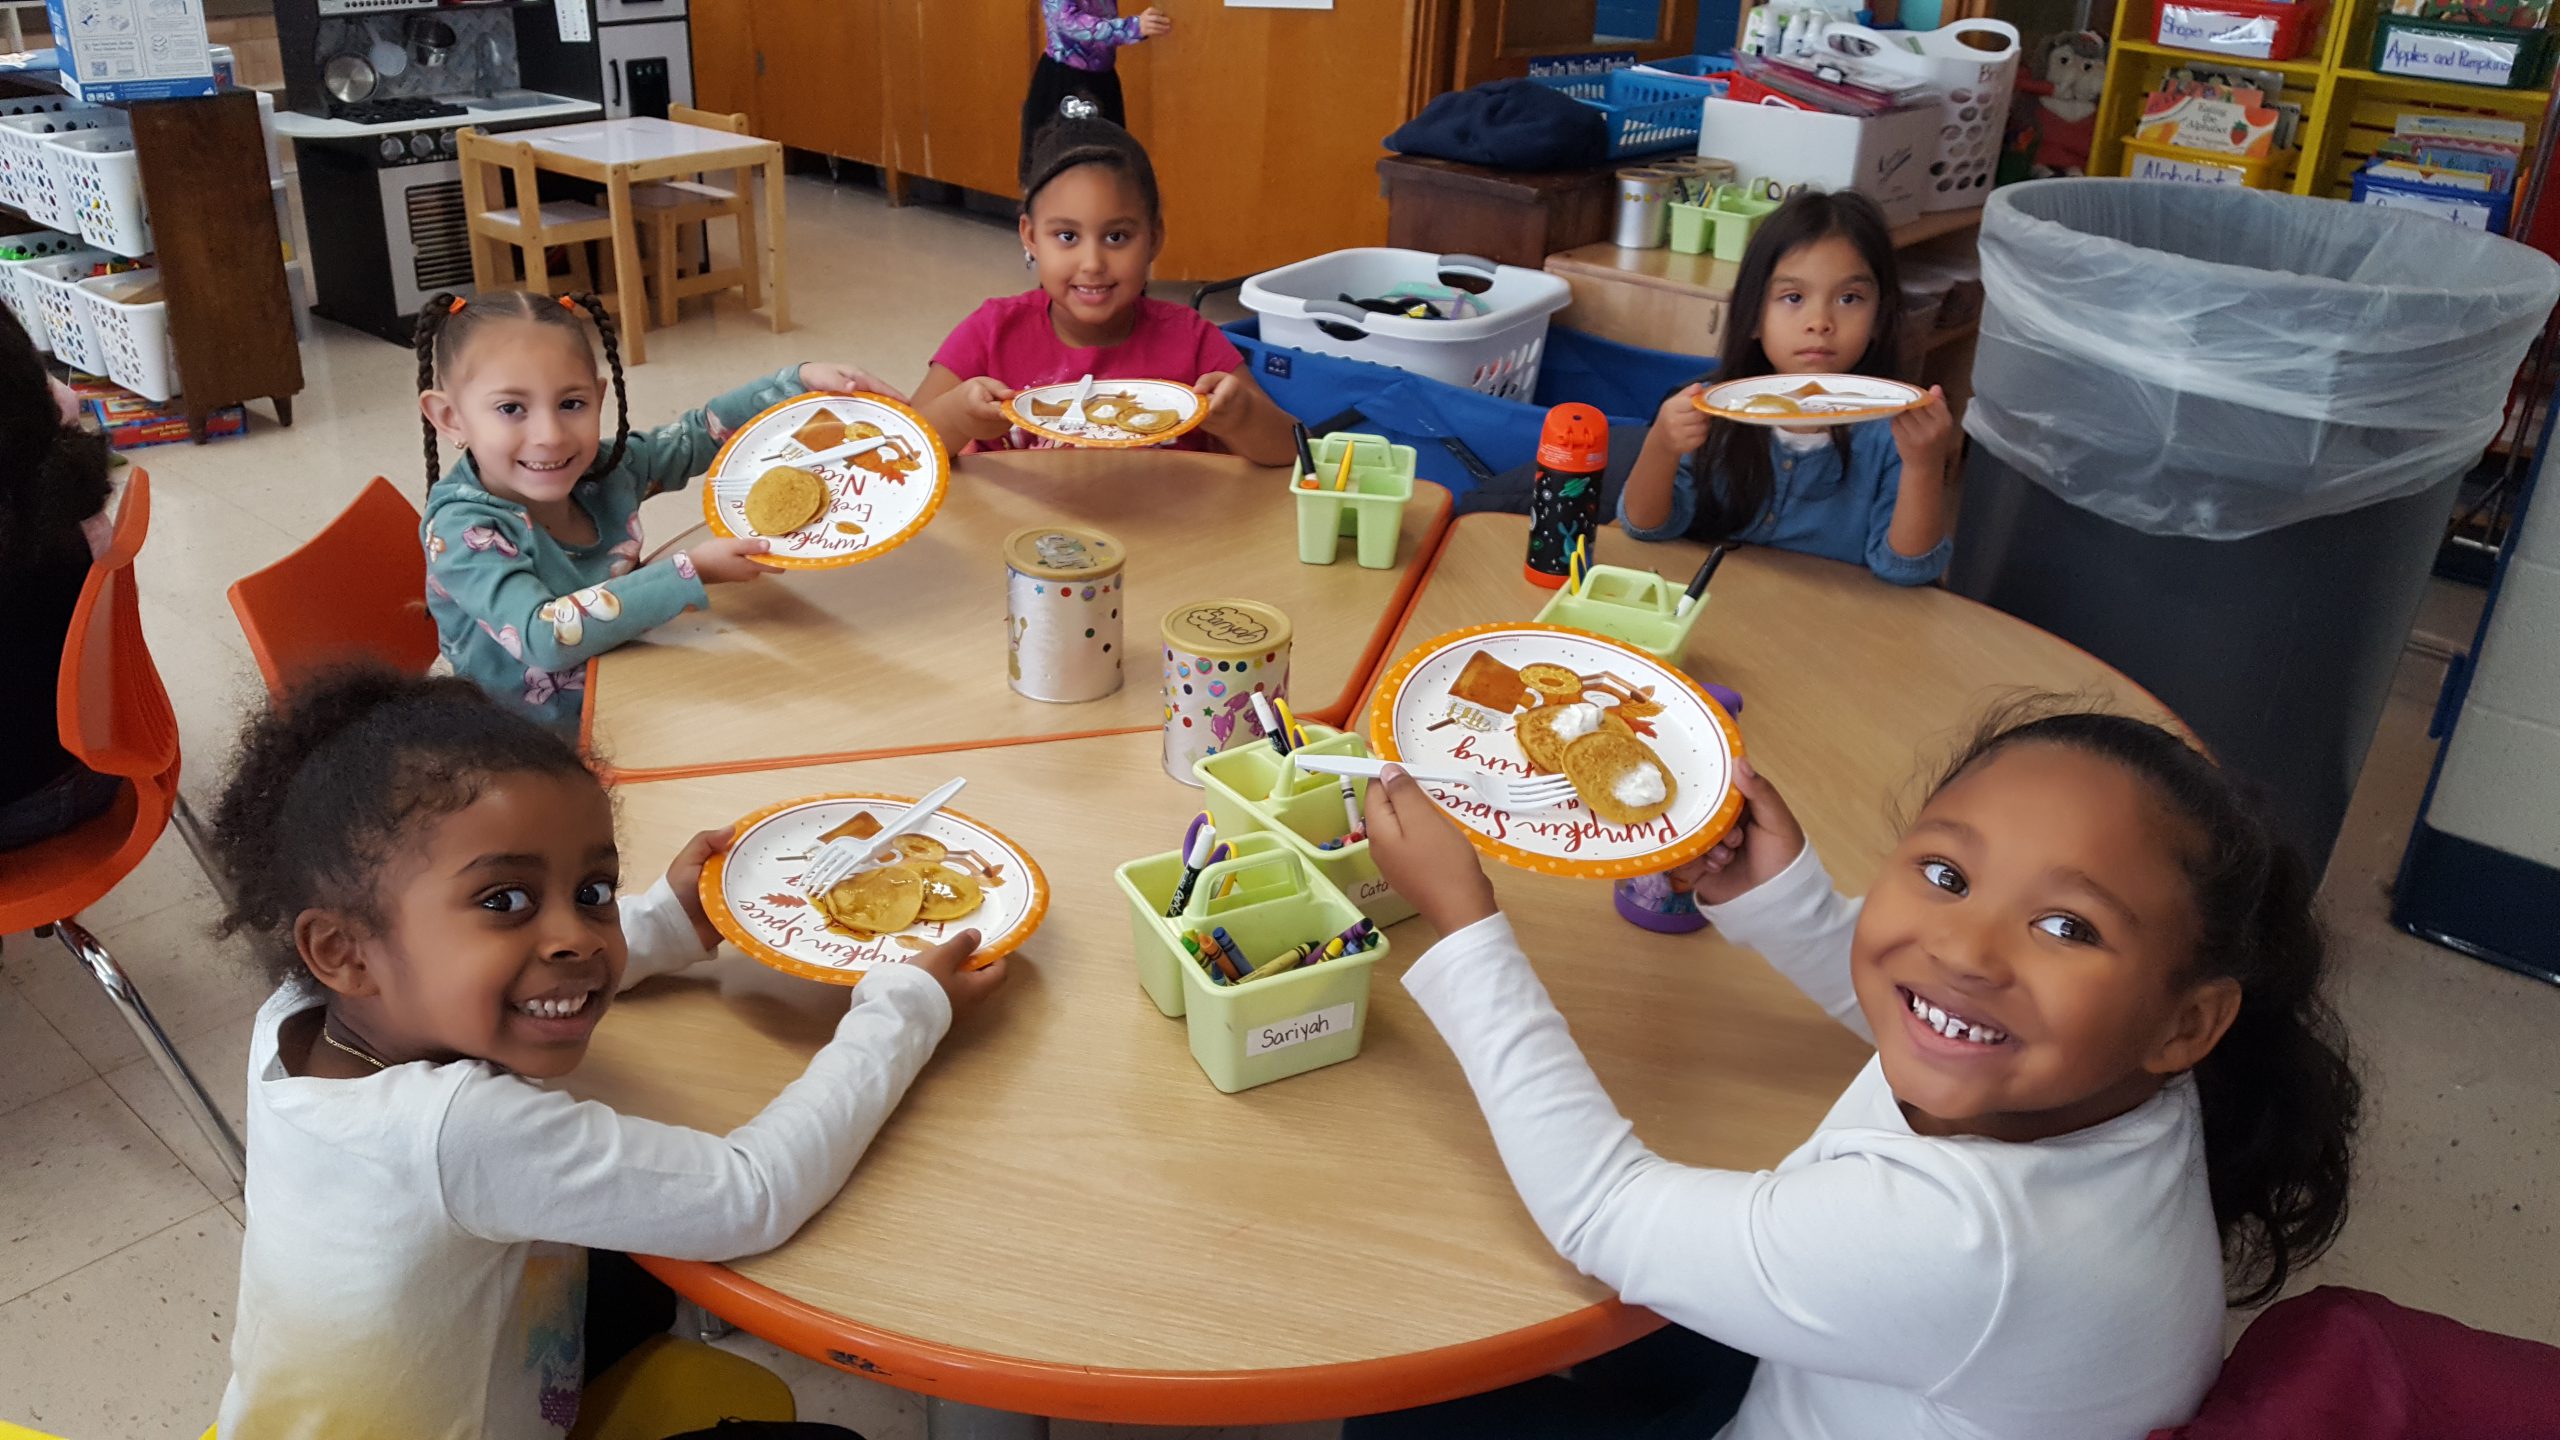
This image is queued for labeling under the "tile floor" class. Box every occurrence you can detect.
[3,173,2554,1438]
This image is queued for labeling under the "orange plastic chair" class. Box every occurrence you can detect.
[0,469,245,1186]
[227,476,440,701]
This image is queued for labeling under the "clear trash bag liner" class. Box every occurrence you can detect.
[1962,179,2560,538]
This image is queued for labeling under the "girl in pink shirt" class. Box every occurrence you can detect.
[916,119,1296,464]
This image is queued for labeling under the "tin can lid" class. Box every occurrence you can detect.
[1160,598,1292,659]
[1004,525,1125,582]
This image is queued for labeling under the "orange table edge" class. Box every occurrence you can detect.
[574,483,1458,783]
[636,1255,1663,1426]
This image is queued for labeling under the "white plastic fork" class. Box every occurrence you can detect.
[799,777,968,898]
[723,433,897,484]
[1060,372,1097,431]
[1288,753,1579,813]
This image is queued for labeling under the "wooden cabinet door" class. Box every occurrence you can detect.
[886,0,1038,196]
[688,0,759,123]
[756,0,888,165]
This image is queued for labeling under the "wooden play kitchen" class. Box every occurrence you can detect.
[564,479,2164,1433]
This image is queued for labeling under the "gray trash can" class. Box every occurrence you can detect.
[1949,180,2559,872]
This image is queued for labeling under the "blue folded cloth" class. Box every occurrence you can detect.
[1386,78,1608,171]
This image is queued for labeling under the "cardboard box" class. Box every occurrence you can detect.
[1696,97,1941,227]
[47,0,217,103]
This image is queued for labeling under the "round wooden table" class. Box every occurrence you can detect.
[568,505,2164,1433]
[580,449,1453,779]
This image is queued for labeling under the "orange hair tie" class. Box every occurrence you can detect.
[560,295,579,310]
[448,297,467,314]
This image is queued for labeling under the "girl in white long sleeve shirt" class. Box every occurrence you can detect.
[203,669,1009,1440]
[1355,710,2361,1440]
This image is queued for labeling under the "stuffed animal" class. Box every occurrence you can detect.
[2031,32,2106,178]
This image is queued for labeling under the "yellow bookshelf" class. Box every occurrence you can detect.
[2089,0,2551,200]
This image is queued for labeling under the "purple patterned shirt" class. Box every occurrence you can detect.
[1043,0,1143,71]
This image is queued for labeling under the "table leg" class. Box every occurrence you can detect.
[606,164,648,366]
[921,1398,1048,1440]
[761,146,790,335]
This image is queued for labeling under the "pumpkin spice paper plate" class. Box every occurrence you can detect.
[1695,373,1927,428]
[1367,623,1744,880]
[703,393,951,570]
[1002,378,1206,449]
[702,793,1050,986]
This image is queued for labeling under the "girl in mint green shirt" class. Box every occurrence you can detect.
[413,289,896,730]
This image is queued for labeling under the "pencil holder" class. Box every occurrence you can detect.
[1115,831,1294,1018]
[1291,431,1415,569]
[1704,184,1782,262]
[1533,564,1706,665]
[1114,842,1385,1092]
[1194,722,1418,928]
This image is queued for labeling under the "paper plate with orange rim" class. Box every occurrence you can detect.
[702,393,951,570]
[702,792,1050,985]
[1002,378,1206,449]
[1367,623,1744,880]
[1695,373,1927,428]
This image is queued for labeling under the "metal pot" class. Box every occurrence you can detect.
[408,16,457,69]
[322,52,378,105]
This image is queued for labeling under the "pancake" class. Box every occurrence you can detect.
[1120,406,1183,436]
[820,866,924,936]
[1563,730,1676,826]
[913,863,984,922]
[744,466,828,536]
[1515,701,1629,774]
[889,835,947,865]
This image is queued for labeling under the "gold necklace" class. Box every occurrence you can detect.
[319,1023,389,1072]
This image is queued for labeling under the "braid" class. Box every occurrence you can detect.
[414,293,457,494]
[568,292,631,476]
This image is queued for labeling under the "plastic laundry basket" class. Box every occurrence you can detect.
[1242,248,1574,401]
[21,250,115,375]
[1952,179,2560,868]
[75,268,179,402]
[48,130,154,258]
[0,108,118,227]
[0,229,86,351]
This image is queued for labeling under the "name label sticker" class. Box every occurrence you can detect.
[1247,1003,1356,1056]
[2158,6,2279,57]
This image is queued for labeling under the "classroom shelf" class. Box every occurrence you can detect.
[2333,67,2553,109]
[2112,38,2330,80]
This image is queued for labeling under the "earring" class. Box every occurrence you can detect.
[1024,250,1036,269]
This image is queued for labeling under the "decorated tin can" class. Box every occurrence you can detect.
[1005,525,1127,703]
[1160,598,1293,784]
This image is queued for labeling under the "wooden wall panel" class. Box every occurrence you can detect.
[687,0,760,125]
[899,0,1042,197]
[757,0,887,166]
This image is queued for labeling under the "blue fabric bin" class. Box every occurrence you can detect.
[1223,318,1711,498]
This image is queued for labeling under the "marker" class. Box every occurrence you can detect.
[1252,691,1289,753]
[1293,421,1318,482]
[1164,826,1218,916]
[1333,439,1356,492]
[1677,544,1729,617]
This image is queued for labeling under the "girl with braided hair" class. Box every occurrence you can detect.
[415,289,898,728]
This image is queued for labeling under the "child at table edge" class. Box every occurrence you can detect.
[1348,706,2359,1439]
[209,666,1008,1440]
[414,288,903,732]
[914,117,1297,466]
[1618,190,1960,586]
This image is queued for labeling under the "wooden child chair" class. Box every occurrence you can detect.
[631,105,763,328]
[460,128,618,301]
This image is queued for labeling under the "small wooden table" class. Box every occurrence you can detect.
[581,450,1453,780]
[566,517,2161,1433]
[505,116,790,364]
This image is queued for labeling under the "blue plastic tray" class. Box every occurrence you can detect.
[1528,66,1731,159]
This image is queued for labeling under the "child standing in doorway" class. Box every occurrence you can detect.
[1023,0,1172,183]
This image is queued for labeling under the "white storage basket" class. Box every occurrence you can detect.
[23,250,116,375]
[1240,248,1574,401]
[0,230,87,351]
[48,130,154,258]
[77,268,180,402]
[0,108,121,227]
[1816,19,2021,210]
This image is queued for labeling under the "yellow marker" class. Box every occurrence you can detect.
[1333,440,1356,492]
